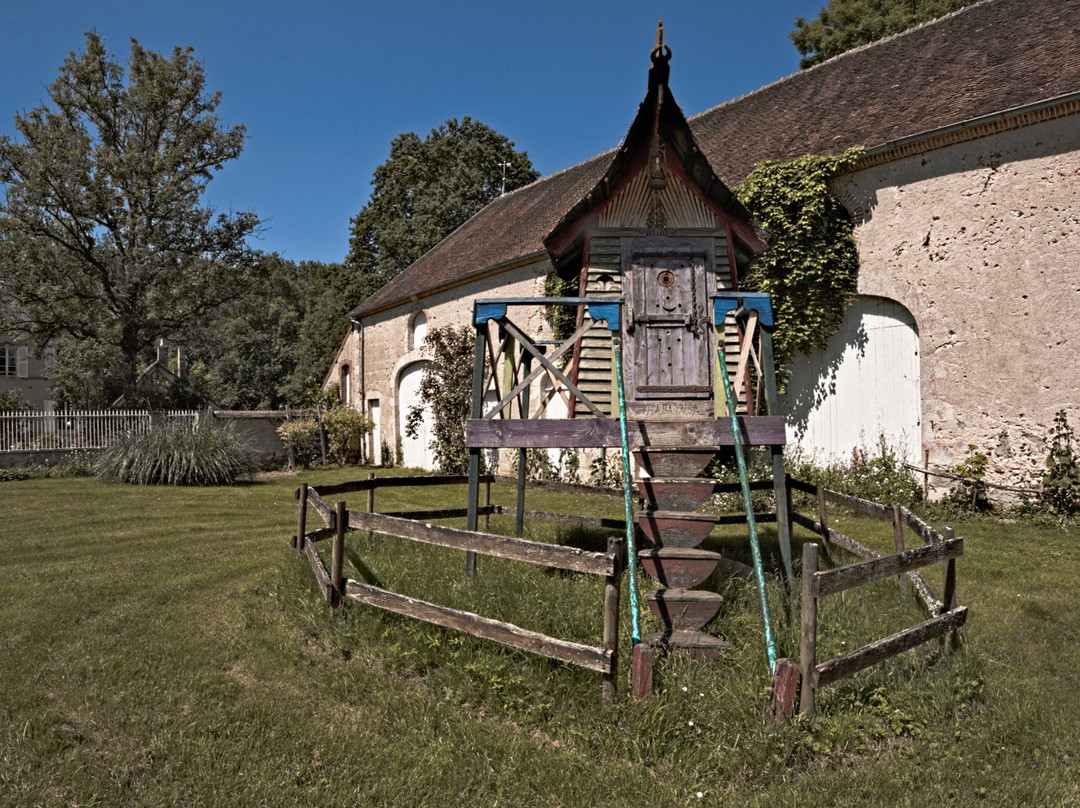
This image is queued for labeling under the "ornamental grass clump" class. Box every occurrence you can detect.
[96,418,257,485]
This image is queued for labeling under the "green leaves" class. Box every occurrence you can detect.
[346,117,538,281]
[791,0,978,68]
[0,32,259,401]
[735,148,863,386]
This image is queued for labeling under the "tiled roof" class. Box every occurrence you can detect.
[354,0,1080,318]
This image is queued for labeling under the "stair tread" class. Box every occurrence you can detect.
[644,588,724,602]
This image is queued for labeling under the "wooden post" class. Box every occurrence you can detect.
[816,486,833,562]
[923,449,930,503]
[892,503,909,596]
[295,482,308,553]
[759,328,793,581]
[331,500,346,606]
[515,353,531,539]
[942,525,958,652]
[366,472,375,542]
[465,320,488,579]
[631,643,654,700]
[602,537,624,700]
[799,542,819,716]
[483,478,491,532]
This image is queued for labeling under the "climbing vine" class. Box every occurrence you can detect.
[405,325,477,474]
[735,147,864,386]
[544,271,579,341]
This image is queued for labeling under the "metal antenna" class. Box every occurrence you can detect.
[499,161,511,195]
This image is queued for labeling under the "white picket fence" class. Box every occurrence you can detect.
[0,409,200,453]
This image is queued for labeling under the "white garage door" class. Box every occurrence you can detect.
[781,296,921,463]
[397,361,434,470]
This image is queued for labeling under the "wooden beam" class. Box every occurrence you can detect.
[306,488,335,528]
[343,580,613,673]
[465,416,787,449]
[813,539,963,598]
[814,607,968,689]
[346,510,615,576]
[822,488,893,521]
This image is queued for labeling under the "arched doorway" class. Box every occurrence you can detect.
[397,361,434,469]
[782,296,921,463]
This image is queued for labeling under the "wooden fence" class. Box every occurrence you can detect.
[788,478,967,715]
[0,409,199,452]
[292,475,627,698]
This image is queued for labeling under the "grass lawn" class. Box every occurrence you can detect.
[2,468,1078,806]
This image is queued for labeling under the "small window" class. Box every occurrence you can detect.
[340,365,351,405]
[1,346,19,378]
[409,311,428,351]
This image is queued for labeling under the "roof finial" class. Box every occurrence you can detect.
[649,20,671,85]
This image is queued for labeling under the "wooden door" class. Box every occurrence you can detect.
[624,238,714,407]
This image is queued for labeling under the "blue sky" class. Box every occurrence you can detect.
[1,1,815,264]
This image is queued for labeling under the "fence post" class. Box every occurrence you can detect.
[483,477,492,532]
[942,525,958,653]
[366,472,375,542]
[816,487,833,562]
[331,500,346,606]
[892,503,909,596]
[602,537,624,700]
[295,482,308,552]
[799,542,819,716]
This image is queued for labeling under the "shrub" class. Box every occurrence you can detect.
[277,417,321,468]
[942,444,991,514]
[321,406,373,466]
[95,419,257,485]
[787,434,922,508]
[1043,410,1080,528]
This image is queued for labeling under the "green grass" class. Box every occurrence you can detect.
[2,469,1078,806]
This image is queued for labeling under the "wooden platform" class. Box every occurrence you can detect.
[465,416,786,450]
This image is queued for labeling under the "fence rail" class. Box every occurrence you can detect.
[0,409,199,453]
[789,477,965,716]
[292,475,627,697]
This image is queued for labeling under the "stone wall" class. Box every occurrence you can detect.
[331,258,554,468]
[838,114,1080,490]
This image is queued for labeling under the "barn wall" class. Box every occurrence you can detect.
[837,114,1080,489]
[340,258,553,468]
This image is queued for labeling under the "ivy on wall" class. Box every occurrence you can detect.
[405,325,476,474]
[544,272,579,341]
[735,147,864,387]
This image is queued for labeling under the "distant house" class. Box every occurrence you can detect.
[0,333,53,410]
[328,0,1080,490]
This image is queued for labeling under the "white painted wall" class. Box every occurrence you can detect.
[782,296,921,464]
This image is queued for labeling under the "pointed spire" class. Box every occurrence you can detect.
[649,19,671,91]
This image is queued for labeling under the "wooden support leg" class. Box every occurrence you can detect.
[768,658,800,724]
[631,643,655,700]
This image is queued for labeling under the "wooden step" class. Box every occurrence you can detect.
[639,511,716,547]
[637,478,718,511]
[639,547,721,588]
[645,588,723,631]
[641,629,730,660]
[633,448,716,478]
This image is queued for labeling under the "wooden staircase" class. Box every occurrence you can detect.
[633,447,729,658]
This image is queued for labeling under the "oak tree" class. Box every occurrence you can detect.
[346,116,538,291]
[0,33,260,402]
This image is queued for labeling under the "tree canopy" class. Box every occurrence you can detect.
[346,116,538,292]
[0,32,260,402]
[791,0,978,68]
